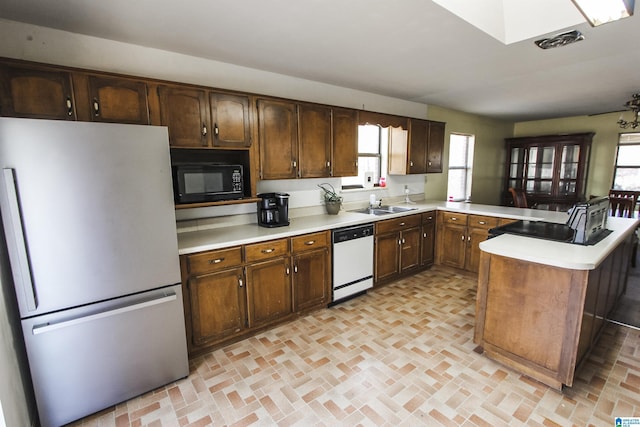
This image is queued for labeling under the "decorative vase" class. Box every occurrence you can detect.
[325,200,341,215]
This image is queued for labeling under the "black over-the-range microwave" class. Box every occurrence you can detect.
[172,163,244,203]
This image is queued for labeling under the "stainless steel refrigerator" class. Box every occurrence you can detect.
[0,118,188,427]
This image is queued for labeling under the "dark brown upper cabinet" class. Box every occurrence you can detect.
[389,118,445,175]
[298,103,331,178]
[427,121,445,173]
[87,76,149,124]
[210,92,251,148]
[158,85,211,148]
[331,108,358,177]
[408,119,429,174]
[0,64,76,120]
[257,98,298,179]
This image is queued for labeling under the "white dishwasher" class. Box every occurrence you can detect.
[332,223,374,303]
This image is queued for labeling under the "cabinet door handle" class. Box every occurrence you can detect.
[427,216,433,220]
[261,248,275,254]
[326,161,330,167]
[214,123,219,135]
[423,233,427,238]
[238,277,244,287]
[286,267,290,275]
[451,217,458,221]
[478,221,486,225]
[294,265,298,273]
[202,124,208,136]
[66,96,73,116]
[410,161,414,167]
[92,98,100,116]
[304,240,316,246]
[402,238,406,244]
[208,257,224,264]
[398,239,402,245]
[468,236,471,242]
[461,235,465,241]
[292,160,297,168]
[399,222,405,226]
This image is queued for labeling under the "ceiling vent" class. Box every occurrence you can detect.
[534,30,584,49]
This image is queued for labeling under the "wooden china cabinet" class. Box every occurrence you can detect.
[503,133,593,210]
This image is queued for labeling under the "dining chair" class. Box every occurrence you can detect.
[508,187,529,208]
[609,197,635,218]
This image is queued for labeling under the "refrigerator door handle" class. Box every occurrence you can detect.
[32,292,177,335]
[1,168,38,311]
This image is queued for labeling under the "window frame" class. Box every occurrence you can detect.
[342,124,384,189]
[612,132,640,191]
[447,133,475,202]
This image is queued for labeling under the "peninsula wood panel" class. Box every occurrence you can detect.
[476,253,587,388]
[474,232,634,390]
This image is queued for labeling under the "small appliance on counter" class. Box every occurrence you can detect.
[257,192,290,227]
[566,196,610,244]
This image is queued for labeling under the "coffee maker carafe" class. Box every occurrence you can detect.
[257,193,290,227]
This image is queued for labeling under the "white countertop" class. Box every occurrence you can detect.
[177,201,639,270]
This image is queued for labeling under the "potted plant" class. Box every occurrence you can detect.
[318,183,342,215]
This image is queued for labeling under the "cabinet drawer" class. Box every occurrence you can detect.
[291,231,329,253]
[422,211,436,224]
[468,215,499,230]
[245,238,289,262]
[376,214,421,234]
[441,212,468,225]
[187,247,243,276]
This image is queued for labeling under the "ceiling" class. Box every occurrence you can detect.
[1,0,639,122]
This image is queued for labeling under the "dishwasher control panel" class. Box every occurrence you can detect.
[333,224,374,243]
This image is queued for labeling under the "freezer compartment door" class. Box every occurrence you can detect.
[21,284,188,427]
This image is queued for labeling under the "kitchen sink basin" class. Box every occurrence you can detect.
[349,205,417,216]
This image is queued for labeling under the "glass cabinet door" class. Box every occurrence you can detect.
[558,144,581,196]
[525,145,555,195]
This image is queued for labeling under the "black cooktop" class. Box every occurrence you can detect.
[490,220,574,242]
[489,220,612,245]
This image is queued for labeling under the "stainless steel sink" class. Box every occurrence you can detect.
[349,205,417,216]
[380,205,417,213]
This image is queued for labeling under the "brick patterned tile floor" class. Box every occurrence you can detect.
[69,266,640,426]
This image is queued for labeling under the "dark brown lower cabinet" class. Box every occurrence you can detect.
[189,267,246,346]
[246,257,292,328]
[182,232,330,356]
[374,214,422,285]
[292,231,330,311]
[420,211,436,266]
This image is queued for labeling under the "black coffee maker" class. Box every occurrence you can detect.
[257,193,290,227]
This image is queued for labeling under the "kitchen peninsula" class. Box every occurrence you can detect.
[178,201,639,384]
[475,213,639,390]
